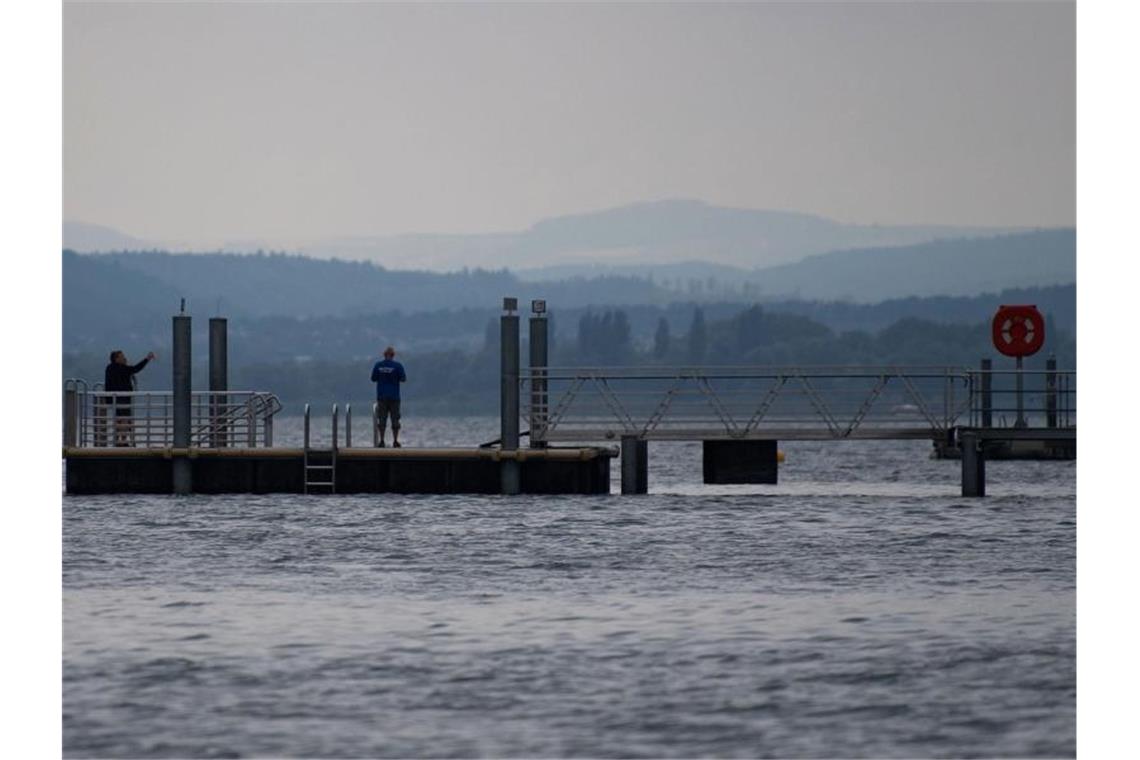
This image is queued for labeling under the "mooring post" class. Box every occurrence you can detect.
[209,317,228,448]
[960,431,985,497]
[500,297,521,495]
[1046,355,1058,428]
[980,358,992,428]
[620,435,648,494]
[172,308,193,495]
[529,300,548,449]
[63,386,78,447]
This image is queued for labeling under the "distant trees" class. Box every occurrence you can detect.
[576,310,632,365]
[687,307,707,364]
[652,317,671,360]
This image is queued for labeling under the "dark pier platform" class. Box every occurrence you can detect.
[63,446,615,495]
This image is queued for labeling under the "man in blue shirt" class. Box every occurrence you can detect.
[370,346,407,447]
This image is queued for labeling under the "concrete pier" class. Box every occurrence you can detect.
[703,440,778,484]
[63,446,614,495]
[956,426,1076,496]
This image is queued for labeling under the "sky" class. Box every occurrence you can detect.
[64,2,1074,249]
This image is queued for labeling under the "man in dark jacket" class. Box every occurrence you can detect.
[104,350,155,446]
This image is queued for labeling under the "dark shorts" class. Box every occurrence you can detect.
[376,398,401,430]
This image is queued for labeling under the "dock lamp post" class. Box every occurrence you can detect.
[529,299,548,450]
[500,297,521,495]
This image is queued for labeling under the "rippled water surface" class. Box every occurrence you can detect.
[64,417,1075,758]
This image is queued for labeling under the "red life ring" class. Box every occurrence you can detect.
[992,305,1045,358]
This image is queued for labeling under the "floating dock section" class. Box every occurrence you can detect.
[63,446,613,495]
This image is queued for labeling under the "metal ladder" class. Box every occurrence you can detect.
[303,403,338,494]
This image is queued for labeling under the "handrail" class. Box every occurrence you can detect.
[68,388,284,449]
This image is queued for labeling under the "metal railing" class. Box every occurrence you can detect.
[965,367,1076,429]
[64,383,283,448]
[524,364,1076,443]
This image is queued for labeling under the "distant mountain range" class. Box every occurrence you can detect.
[65,199,1028,272]
[65,227,1074,329]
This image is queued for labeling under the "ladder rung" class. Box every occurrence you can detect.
[306,481,334,487]
[306,464,334,470]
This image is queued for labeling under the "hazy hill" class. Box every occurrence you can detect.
[299,199,1018,271]
[65,199,1019,272]
[69,227,1074,323]
[63,221,158,252]
[743,230,1074,303]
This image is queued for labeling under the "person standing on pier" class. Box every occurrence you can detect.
[371,346,407,447]
[104,349,156,446]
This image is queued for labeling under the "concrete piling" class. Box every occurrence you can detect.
[500,297,521,495]
[620,436,648,494]
[209,317,228,448]
[172,311,193,495]
[63,387,78,447]
[960,431,985,497]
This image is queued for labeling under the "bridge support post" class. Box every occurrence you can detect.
[172,309,193,495]
[209,317,228,447]
[960,431,985,497]
[500,298,521,495]
[621,436,648,494]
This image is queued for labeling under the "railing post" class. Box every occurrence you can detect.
[209,317,228,447]
[1046,355,1058,428]
[172,309,193,494]
[500,297,521,495]
[304,404,311,450]
[372,401,379,447]
[94,395,108,447]
[246,397,256,447]
[264,408,273,447]
[529,300,548,449]
[332,404,339,452]
[345,403,352,448]
[1014,356,1026,428]
[980,358,992,428]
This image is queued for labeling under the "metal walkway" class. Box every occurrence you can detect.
[523,365,1075,443]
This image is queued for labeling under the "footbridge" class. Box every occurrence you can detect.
[521,362,1075,494]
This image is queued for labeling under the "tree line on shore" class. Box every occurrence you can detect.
[64,301,1075,414]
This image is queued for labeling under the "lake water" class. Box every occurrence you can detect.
[64,416,1075,758]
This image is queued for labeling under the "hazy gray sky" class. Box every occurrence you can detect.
[64,1,1074,248]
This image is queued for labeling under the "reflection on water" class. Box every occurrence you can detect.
[64,417,1075,758]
